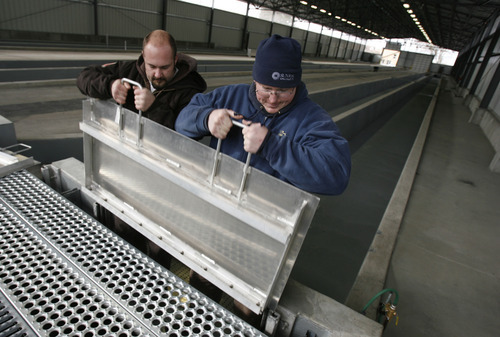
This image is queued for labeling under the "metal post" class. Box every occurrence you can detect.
[93,0,99,36]
[469,29,499,97]
[162,0,168,30]
[479,51,500,110]
[207,0,215,48]
[241,1,250,50]
[303,22,310,55]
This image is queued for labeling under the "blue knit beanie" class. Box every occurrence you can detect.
[252,34,302,88]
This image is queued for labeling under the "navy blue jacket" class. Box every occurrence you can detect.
[175,82,351,195]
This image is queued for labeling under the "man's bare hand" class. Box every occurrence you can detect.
[111,79,130,105]
[207,109,243,139]
[242,122,268,153]
[133,87,155,111]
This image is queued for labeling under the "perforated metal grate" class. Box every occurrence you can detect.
[0,170,264,337]
[0,295,34,336]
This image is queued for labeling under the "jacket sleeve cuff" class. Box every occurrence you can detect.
[256,129,273,155]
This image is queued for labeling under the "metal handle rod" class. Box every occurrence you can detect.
[209,137,222,186]
[121,78,143,146]
[231,120,246,129]
[2,143,31,154]
[209,119,246,185]
[230,120,253,200]
[121,78,143,90]
[208,119,252,201]
[234,120,254,200]
[237,150,252,200]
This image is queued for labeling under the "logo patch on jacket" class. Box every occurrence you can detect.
[279,130,286,137]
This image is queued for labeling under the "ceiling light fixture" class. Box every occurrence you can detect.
[320,5,386,39]
[401,1,432,44]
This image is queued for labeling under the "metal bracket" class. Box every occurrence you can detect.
[264,310,281,336]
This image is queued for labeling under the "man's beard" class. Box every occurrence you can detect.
[151,77,167,90]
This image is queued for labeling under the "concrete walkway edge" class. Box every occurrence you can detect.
[344,78,442,319]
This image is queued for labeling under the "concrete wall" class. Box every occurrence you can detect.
[397,51,434,73]
[0,0,366,60]
[456,15,500,172]
[166,1,210,45]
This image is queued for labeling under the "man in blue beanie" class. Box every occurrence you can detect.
[176,34,350,195]
[175,34,351,326]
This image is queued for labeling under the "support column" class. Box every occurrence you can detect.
[468,29,499,99]
[241,1,250,50]
[93,0,99,36]
[161,0,168,30]
[303,22,310,55]
[207,1,215,49]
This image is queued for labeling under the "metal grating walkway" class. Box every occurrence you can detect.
[0,170,263,337]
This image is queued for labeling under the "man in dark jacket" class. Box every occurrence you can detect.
[77,29,207,129]
[77,30,207,269]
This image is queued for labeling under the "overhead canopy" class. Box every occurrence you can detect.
[247,0,500,51]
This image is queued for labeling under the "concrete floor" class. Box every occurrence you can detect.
[383,78,500,337]
[1,50,499,336]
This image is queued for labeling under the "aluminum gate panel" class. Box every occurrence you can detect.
[79,99,319,314]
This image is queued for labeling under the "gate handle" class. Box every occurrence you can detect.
[209,120,252,201]
[121,78,143,146]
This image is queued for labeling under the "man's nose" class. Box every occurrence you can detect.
[268,93,279,102]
